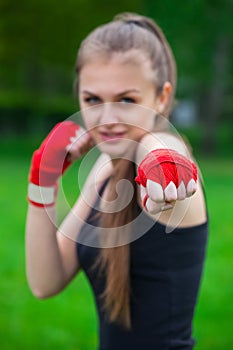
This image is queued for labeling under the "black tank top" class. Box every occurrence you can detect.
[76,180,208,350]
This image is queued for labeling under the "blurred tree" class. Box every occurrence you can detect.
[144,0,233,154]
[0,0,143,132]
[0,0,232,154]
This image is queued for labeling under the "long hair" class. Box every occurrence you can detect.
[93,158,137,329]
[74,13,177,329]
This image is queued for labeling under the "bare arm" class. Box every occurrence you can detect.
[26,205,71,298]
[25,153,112,298]
[136,131,191,163]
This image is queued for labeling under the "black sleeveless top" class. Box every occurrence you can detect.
[76,180,208,350]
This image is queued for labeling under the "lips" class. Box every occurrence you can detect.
[99,131,126,142]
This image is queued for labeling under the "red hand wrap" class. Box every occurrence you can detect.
[135,149,198,189]
[28,121,81,207]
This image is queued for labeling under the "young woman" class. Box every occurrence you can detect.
[26,13,208,350]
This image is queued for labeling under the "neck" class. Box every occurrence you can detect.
[110,148,136,169]
[111,158,121,168]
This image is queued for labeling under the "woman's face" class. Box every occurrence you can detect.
[78,52,164,159]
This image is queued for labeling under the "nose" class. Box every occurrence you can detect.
[99,103,119,126]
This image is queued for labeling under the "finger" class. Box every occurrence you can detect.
[72,142,92,158]
[160,203,173,212]
[79,141,93,156]
[146,198,173,214]
[186,179,197,197]
[66,133,93,156]
[140,185,147,200]
[74,126,86,140]
[66,141,81,155]
[69,128,88,147]
[146,198,162,214]
[147,180,164,202]
[164,181,177,202]
[177,181,186,200]
[140,185,149,208]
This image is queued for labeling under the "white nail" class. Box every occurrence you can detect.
[146,198,161,214]
[186,179,197,196]
[147,180,164,202]
[164,181,177,202]
[70,136,76,143]
[76,127,85,137]
[177,181,186,200]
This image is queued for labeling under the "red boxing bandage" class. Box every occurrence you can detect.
[28,121,82,207]
[135,149,198,209]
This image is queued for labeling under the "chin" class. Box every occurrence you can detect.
[97,140,136,160]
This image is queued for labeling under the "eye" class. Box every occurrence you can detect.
[84,96,101,105]
[120,97,136,104]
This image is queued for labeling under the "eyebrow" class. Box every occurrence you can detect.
[81,89,141,97]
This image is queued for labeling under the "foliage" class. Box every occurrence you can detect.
[144,0,233,153]
[144,0,233,90]
[0,0,143,113]
[0,0,232,151]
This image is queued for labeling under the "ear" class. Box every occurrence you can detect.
[155,82,172,114]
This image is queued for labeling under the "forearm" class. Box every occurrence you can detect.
[25,205,68,298]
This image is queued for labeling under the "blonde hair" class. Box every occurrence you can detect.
[75,13,176,116]
[75,12,177,329]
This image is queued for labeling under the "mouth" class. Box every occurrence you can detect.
[99,131,127,142]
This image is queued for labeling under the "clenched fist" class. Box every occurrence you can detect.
[28,121,94,207]
[135,149,198,214]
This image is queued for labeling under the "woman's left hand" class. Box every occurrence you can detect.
[135,148,198,214]
[66,127,95,162]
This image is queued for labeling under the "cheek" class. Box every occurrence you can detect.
[126,103,156,128]
[133,115,155,132]
[82,117,90,130]
[81,112,99,131]
[128,127,148,142]
[128,117,155,141]
[84,122,98,138]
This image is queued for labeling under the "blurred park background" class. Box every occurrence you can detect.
[0,0,232,349]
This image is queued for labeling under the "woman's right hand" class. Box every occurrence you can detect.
[28,121,94,207]
[135,148,198,214]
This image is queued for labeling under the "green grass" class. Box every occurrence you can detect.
[193,158,233,349]
[0,154,98,350]
[0,151,232,349]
